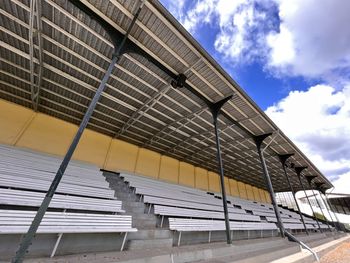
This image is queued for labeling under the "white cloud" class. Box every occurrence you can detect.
[265,84,350,193]
[164,0,350,79]
[167,0,274,63]
[182,0,216,33]
[267,0,350,78]
[266,25,295,66]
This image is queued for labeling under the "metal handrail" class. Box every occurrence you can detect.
[284,230,319,262]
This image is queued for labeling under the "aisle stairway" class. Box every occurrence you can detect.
[104,171,174,250]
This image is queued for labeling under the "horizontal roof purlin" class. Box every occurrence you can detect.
[0,0,332,191]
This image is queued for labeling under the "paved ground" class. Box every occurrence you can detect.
[320,240,350,263]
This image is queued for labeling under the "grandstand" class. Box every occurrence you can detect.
[0,0,349,262]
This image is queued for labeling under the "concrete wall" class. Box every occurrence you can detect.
[0,233,125,260]
[0,99,271,203]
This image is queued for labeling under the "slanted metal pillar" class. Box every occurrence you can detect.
[171,74,233,244]
[12,2,145,262]
[278,154,308,235]
[254,134,285,238]
[208,95,233,245]
[316,184,340,231]
[295,167,322,232]
[305,176,331,231]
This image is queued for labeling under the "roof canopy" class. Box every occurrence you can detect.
[0,0,332,192]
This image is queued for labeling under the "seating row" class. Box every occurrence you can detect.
[0,188,123,213]
[169,218,277,245]
[0,210,136,256]
[0,145,137,257]
[120,172,326,235]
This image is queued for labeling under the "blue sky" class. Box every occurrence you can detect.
[160,0,350,194]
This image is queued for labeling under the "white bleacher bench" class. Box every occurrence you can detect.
[252,210,291,219]
[0,164,109,188]
[169,218,277,246]
[134,187,225,206]
[121,173,209,195]
[0,146,102,178]
[284,223,320,230]
[154,205,261,227]
[265,217,302,223]
[143,195,247,215]
[0,174,115,199]
[0,210,137,257]
[0,188,124,213]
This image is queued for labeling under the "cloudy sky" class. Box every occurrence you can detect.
[160,0,350,194]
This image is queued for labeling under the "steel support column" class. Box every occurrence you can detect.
[171,72,234,244]
[305,176,331,231]
[316,183,339,230]
[278,154,308,234]
[325,196,342,230]
[208,95,233,245]
[254,134,285,238]
[11,1,145,262]
[295,167,322,232]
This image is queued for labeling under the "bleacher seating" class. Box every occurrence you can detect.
[169,218,277,245]
[0,145,137,257]
[120,172,328,244]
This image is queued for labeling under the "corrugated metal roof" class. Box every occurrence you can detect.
[0,0,332,191]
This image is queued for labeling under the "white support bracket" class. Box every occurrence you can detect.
[121,232,128,251]
[50,233,63,258]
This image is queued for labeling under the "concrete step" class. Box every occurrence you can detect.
[306,236,335,248]
[128,213,157,220]
[127,238,173,250]
[123,202,145,208]
[116,194,139,200]
[124,206,146,214]
[223,244,299,263]
[117,196,140,202]
[111,184,130,189]
[296,232,327,243]
[128,229,173,240]
[132,218,157,229]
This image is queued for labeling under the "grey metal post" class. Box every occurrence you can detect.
[305,177,331,231]
[324,193,342,230]
[278,154,308,235]
[11,2,145,262]
[295,167,322,232]
[171,77,234,244]
[315,184,338,231]
[320,193,336,224]
[209,95,233,245]
[254,134,285,238]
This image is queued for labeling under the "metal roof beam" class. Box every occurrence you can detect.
[142,106,207,147]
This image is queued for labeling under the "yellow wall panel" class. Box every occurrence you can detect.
[224,176,230,195]
[159,156,179,183]
[73,129,110,167]
[229,179,239,197]
[0,100,35,145]
[238,181,247,199]
[252,186,261,202]
[265,190,272,203]
[16,113,77,156]
[0,99,275,203]
[208,171,220,193]
[259,189,267,203]
[245,184,255,200]
[179,162,195,187]
[135,148,161,178]
[104,139,139,173]
[195,167,208,191]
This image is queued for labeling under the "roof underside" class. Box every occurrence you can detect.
[0,0,332,192]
